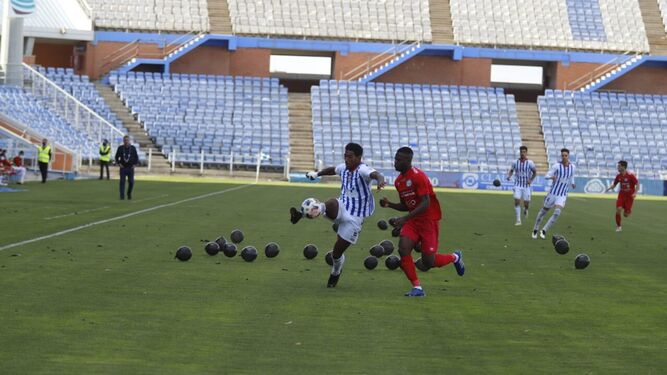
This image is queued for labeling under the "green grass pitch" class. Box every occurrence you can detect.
[1,178,666,374]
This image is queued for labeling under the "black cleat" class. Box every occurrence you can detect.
[327,272,341,288]
[290,207,303,224]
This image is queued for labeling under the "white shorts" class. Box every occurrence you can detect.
[513,186,532,201]
[543,194,567,209]
[331,199,365,244]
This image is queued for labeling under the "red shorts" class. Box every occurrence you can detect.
[400,219,440,255]
[616,194,634,214]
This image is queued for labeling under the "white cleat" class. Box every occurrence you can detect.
[539,229,546,239]
[515,221,522,226]
[531,230,538,239]
[616,226,622,232]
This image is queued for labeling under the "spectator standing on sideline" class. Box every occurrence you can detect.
[114,135,139,200]
[99,139,111,180]
[37,138,51,183]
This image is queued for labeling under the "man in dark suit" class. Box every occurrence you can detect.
[114,135,139,200]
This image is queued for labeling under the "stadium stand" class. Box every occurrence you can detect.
[539,90,667,179]
[660,0,667,32]
[450,0,650,52]
[311,81,521,173]
[227,0,432,41]
[110,72,289,168]
[38,67,130,138]
[0,0,93,41]
[0,85,98,158]
[88,0,210,32]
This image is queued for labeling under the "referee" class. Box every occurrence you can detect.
[114,135,139,200]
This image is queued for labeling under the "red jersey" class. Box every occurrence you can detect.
[394,167,441,221]
[614,172,638,196]
[12,156,23,167]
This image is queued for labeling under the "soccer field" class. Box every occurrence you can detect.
[1,178,665,374]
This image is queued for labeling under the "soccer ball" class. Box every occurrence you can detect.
[301,198,322,219]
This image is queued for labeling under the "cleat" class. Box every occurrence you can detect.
[404,287,425,297]
[327,272,340,288]
[515,220,522,226]
[616,226,622,232]
[453,250,465,276]
[290,207,303,224]
[539,229,546,239]
[531,230,538,239]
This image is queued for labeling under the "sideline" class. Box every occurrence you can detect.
[0,185,250,252]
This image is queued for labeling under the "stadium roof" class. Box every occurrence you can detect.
[0,0,93,41]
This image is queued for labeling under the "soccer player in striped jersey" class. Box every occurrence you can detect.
[532,148,576,239]
[290,143,385,287]
[507,146,537,226]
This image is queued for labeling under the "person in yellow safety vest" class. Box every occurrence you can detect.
[99,139,111,180]
[37,138,51,183]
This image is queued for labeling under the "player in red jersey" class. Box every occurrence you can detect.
[380,147,464,297]
[606,160,639,232]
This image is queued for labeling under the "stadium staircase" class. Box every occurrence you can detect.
[207,0,234,34]
[428,0,455,44]
[94,83,171,172]
[567,54,645,93]
[344,41,426,83]
[638,0,667,55]
[288,92,315,172]
[516,102,549,173]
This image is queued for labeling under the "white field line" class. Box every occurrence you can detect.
[130,194,169,203]
[1,185,250,252]
[44,206,110,221]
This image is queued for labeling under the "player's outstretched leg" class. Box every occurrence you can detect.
[290,207,303,224]
[328,235,351,288]
[541,207,562,237]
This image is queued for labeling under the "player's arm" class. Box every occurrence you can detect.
[306,166,336,180]
[369,171,385,190]
[546,164,557,182]
[380,197,408,211]
[528,164,537,185]
[606,179,619,192]
[507,166,514,181]
[394,194,430,227]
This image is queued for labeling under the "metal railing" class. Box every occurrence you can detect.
[22,64,125,145]
[341,40,419,81]
[98,32,205,76]
[76,0,94,23]
[565,51,637,91]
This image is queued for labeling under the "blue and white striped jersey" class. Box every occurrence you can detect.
[510,159,536,188]
[336,163,376,218]
[547,162,576,197]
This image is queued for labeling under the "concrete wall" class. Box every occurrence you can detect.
[553,62,604,90]
[83,41,164,79]
[602,66,667,95]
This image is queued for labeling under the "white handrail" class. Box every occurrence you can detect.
[0,112,77,155]
[22,63,125,142]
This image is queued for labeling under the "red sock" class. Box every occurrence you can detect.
[434,253,456,267]
[615,213,621,226]
[400,256,420,287]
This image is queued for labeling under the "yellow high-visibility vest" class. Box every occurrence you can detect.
[38,145,51,163]
[100,145,111,162]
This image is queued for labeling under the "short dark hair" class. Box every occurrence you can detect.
[618,160,628,168]
[397,146,414,157]
[520,146,528,152]
[560,148,570,154]
[345,143,363,157]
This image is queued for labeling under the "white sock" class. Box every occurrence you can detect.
[533,208,548,231]
[332,253,345,276]
[543,208,561,232]
[515,205,521,221]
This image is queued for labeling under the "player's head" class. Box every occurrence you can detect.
[519,146,528,159]
[617,160,628,173]
[18,151,24,156]
[42,138,47,146]
[560,148,570,163]
[344,143,363,170]
[123,135,130,146]
[394,147,413,173]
